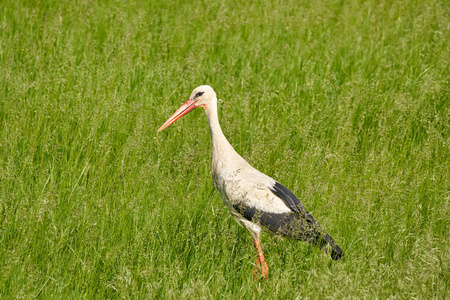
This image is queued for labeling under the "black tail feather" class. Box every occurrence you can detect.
[298,231,344,260]
[322,233,343,260]
[330,242,343,260]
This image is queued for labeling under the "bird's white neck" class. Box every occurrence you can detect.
[204,100,247,179]
[205,101,236,157]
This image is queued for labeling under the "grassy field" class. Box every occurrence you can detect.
[0,0,449,298]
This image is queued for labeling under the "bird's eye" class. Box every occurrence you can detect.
[195,91,204,99]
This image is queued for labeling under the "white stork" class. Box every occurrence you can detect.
[157,85,343,279]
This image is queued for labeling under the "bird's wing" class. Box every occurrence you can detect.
[231,167,312,216]
[222,169,321,232]
[220,170,293,215]
[220,168,312,220]
[265,180,343,259]
[267,182,318,224]
[268,181,305,214]
[219,168,343,260]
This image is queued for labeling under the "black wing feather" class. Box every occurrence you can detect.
[268,181,344,260]
[269,182,301,213]
[269,182,316,223]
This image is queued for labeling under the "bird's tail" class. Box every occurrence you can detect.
[313,232,343,260]
[297,229,344,260]
[323,233,343,260]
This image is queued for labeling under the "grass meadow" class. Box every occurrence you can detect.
[0,0,449,298]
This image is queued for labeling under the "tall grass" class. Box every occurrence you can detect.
[0,0,448,298]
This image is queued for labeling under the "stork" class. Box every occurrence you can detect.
[157,85,343,279]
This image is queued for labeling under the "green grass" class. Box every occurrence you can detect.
[0,0,449,298]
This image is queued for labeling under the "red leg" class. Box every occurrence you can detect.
[253,238,269,280]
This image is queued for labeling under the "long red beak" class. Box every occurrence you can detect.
[157,99,196,132]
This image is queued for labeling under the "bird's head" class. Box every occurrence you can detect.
[189,85,216,108]
[157,85,217,132]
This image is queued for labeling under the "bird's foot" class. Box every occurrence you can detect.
[253,238,269,281]
[253,258,269,281]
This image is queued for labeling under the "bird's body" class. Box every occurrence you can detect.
[158,85,343,278]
